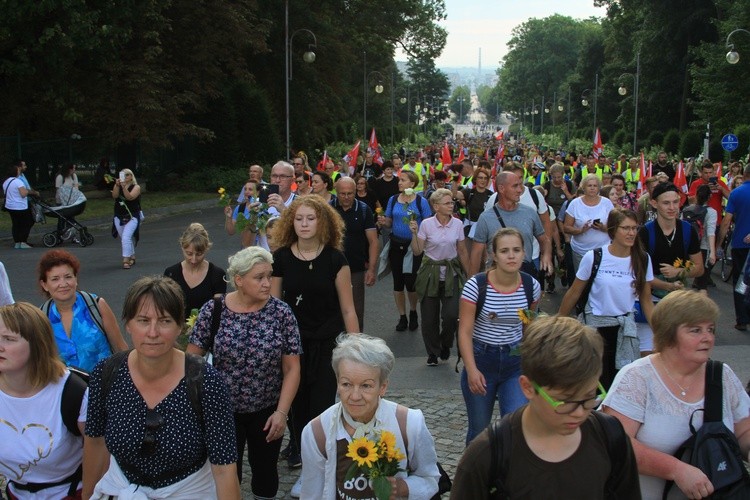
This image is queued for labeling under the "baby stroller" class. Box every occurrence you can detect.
[38,197,95,247]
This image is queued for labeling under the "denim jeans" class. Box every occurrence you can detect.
[460,339,527,445]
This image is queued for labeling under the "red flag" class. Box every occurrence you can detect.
[485,148,490,161]
[715,162,722,177]
[494,144,504,168]
[637,152,648,196]
[592,128,603,159]
[441,142,452,167]
[647,160,653,178]
[316,150,329,171]
[456,145,465,165]
[674,160,688,205]
[344,141,361,168]
[368,129,383,165]
[494,130,504,141]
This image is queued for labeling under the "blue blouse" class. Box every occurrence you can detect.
[48,292,112,372]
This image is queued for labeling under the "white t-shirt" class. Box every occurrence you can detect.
[577,245,654,316]
[2,177,27,210]
[0,371,88,499]
[565,196,614,255]
[603,357,750,500]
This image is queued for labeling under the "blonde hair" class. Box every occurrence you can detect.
[652,290,719,352]
[179,223,212,254]
[522,315,603,392]
[120,168,138,185]
[273,196,345,251]
[0,302,66,388]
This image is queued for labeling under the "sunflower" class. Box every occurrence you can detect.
[346,437,378,467]
[218,187,226,195]
[378,431,397,457]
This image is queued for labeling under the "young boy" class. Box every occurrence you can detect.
[450,316,641,499]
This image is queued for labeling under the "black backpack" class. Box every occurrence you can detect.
[681,204,708,242]
[662,360,750,499]
[488,410,628,499]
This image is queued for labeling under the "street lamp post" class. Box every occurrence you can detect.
[726,28,750,64]
[285,0,317,161]
[364,69,386,142]
[457,96,466,124]
[617,51,641,155]
[566,87,571,145]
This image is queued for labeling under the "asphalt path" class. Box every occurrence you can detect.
[2,200,748,388]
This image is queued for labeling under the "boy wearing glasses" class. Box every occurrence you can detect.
[451,316,640,499]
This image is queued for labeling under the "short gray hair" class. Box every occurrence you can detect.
[271,161,294,176]
[226,246,273,289]
[581,173,601,188]
[429,188,452,206]
[332,333,395,383]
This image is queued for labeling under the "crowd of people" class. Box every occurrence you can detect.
[1,141,750,499]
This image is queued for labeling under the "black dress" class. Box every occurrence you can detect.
[164,261,227,315]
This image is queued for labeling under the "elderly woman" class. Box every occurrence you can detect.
[187,246,301,498]
[0,302,87,499]
[271,196,359,480]
[38,249,128,372]
[377,170,433,332]
[112,168,142,269]
[563,173,615,271]
[412,188,469,366]
[300,334,440,499]
[164,222,227,315]
[602,290,750,499]
[83,276,240,499]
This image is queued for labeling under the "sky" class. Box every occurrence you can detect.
[429,0,606,69]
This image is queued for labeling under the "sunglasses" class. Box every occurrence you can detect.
[141,409,164,456]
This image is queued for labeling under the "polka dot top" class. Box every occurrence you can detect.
[85,353,237,488]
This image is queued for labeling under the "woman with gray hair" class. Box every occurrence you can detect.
[412,188,469,366]
[299,334,440,499]
[563,172,614,271]
[188,246,301,499]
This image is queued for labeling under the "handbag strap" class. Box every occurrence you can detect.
[704,359,723,423]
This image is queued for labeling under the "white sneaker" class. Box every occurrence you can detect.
[290,477,302,498]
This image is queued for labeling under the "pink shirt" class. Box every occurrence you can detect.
[418,215,465,280]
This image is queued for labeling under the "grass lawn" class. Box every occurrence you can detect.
[0,191,215,232]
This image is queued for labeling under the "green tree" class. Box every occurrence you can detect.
[449,86,471,122]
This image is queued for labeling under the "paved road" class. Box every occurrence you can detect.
[2,201,748,498]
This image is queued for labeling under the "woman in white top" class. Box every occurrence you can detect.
[300,334,440,499]
[559,208,654,389]
[0,302,87,499]
[55,164,79,205]
[458,227,541,445]
[3,163,34,249]
[563,173,615,271]
[602,290,750,500]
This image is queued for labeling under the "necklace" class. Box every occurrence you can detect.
[664,228,677,247]
[659,355,692,397]
[296,243,322,270]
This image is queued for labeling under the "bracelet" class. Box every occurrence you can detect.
[274,409,288,419]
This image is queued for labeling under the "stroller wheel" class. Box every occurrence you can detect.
[43,232,60,248]
[80,230,94,247]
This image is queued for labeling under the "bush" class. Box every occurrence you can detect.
[679,129,703,159]
[612,129,627,150]
[646,130,664,150]
[663,129,680,156]
[175,166,248,193]
[734,125,750,159]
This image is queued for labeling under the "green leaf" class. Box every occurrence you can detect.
[372,476,392,500]
[344,462,360,481]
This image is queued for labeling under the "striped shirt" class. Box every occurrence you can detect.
[461,274,541,345]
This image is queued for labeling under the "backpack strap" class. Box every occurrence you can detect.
[488,414,513,498]
[492,206,506,228]
[387,194,396,215]
[474,272,488,320]
[100,350,130,407]
[680,219,692,256]
[577,248,603,316]
[528,187,540,211]
[60,370,88,436]
[78,291,105,334]
[184,353,206,425]
[395,404,410,471]
[312,416,327,458]
[591,411,628,497]
[704,359,724,423]
[519,271,535,309]
[646,220,656,254]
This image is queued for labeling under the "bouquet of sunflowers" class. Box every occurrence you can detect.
[345,429,406,499]
[672,257,694,283]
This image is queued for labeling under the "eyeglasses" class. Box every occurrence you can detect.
[532,381,607,414]
[271,174,293,180]
[439,201,455,206]
[141,409,164,456]
[618,225,639,233]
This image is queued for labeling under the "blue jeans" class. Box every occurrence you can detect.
[460,339,527,445]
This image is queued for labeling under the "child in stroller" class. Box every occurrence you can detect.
[39,185,94,247]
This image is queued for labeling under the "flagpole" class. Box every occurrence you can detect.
[284,0,290,160]
[363,51,367,141]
